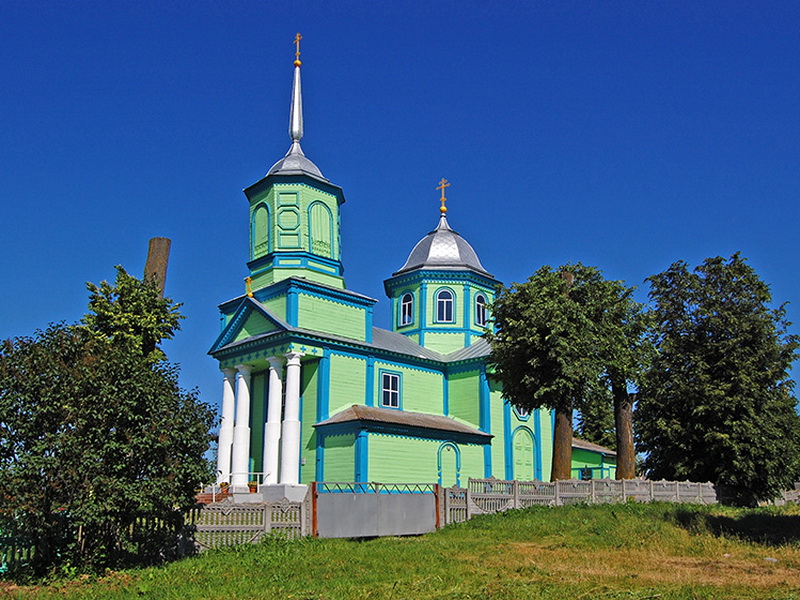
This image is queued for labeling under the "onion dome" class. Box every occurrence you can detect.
[393,214,493,277]
[267,35,327,182]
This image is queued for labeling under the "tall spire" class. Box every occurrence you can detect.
[266,33,326,181]
[289,33,304,147]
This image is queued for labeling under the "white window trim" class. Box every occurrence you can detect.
[435,289,454,323]
[380,372,401,409]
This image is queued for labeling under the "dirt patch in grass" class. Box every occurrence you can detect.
[477,542,800,590]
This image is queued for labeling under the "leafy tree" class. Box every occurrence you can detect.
[0,268,215,575]
[575,384,616,451]
[637,254,800,506]
[488,264,647,480]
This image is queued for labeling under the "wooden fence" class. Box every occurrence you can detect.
[442,478,717,524]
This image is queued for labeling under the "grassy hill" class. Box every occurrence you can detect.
[6,502,800,599]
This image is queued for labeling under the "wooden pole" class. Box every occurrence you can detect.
[144,237,171,297]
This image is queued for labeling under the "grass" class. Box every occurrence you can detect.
[5,502,800,599]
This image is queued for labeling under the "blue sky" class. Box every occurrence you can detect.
[3,2,799,413]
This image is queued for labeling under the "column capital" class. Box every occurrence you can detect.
[284,351,305,365]
[235,364,253,376]
[267,356,284,370]
[221,367,237,378]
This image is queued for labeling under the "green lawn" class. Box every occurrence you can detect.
[7,502,800,599]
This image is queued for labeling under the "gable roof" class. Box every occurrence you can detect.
[572,437,617,457]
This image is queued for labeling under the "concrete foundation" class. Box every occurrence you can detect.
[232,483,308,504]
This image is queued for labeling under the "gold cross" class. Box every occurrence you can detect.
[294,33,302,66]
[245,276,254,298]
[437,178,451,215]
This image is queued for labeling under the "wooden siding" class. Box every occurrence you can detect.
[489,383,505,477]
[323,433,356,481]
[248,372,267,473]
[300,361,319,485]
[448,370,480,426]
[424,331,465,354]
[262,296,287,322]
[368,435,439,483]
[373,362,443,414]
[297,294,366,341]
[234,312,277,342]
[328,353,367,415]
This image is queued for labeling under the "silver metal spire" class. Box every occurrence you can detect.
[266,33,327,181]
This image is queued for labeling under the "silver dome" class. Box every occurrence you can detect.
[267,140,327,180]
[394,215,492,277]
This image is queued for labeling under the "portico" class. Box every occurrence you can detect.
[216,352,305,491]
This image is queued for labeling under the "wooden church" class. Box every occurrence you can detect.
[209,38,615,493]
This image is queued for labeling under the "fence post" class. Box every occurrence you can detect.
[264,504,272,535]
[466,483,472,519]
[622,480,628,503]
[554,481,561,506]
[513,480,520,509]
[311,481,319,538]
[675,481,680,503]
[649,479,654,502]
[434,484,442,529]
[591,480,596,504]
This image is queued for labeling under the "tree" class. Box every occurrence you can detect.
[637,254,800,506]
[574,384,616,451]
[488,264,648,480]
[0,268,215,574]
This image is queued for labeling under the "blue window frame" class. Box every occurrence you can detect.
[400,293,414,326]
[435,289,454,323]
[380,371,401,409]
[475,294,487,327]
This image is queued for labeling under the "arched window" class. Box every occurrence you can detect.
[475,294,487,327]
[436,289,454,323]
[400,293,414,326]
[252,204,269,259]
[309,202,333,258]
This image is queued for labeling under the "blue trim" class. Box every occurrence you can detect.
[513,405,531,421]
[317,350,330,421]
[479,365,492,477]
[419,283,428,345]
[209,297,288,354]
[365,356,375,407]
[534,408,542,480]
[437,442,461,487]
[551,410,556,439]
[287,289,299,326]
[315,431,324,481]
[378,368,402,409]
[503,400,513,480]
[384,268,499,296]
[463,284,471,347]
[389,295,396,330]
[355,430,368,481]
[365,306,373,343]
[443,375,449,416]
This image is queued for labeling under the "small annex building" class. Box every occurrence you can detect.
[210,45,614,492]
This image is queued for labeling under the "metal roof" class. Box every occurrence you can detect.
[394,215,492,277]
[572,437,617,457]
[314,404,492,437]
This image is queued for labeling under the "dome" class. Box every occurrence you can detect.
[267,140,327,181]
[394,215,493,277]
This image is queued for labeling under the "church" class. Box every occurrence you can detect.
[209,39,615,493]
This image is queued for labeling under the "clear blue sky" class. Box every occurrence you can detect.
[3,2,799,413]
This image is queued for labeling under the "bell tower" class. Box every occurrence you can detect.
[244,33,346,292]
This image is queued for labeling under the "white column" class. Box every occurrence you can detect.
[280,352,304,485]
[230,364,252,489]
[263,357,284,485]
[216,368,237,484]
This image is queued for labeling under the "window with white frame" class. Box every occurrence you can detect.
[435,289,454,323]
[475,294,487,326]
[400,293,414,326]
[381,372,400,408]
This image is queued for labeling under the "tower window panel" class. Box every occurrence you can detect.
[475,294,487,327]
[381,372,400,409]
[400,293,414,326]
[436,289,454,323]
